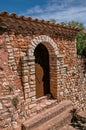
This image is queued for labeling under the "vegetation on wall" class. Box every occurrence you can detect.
[12,96,19,108]
[8,85,13,92]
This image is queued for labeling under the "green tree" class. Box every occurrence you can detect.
[76,30,86,56]
[68,20,84,29]
[68,21,86,57]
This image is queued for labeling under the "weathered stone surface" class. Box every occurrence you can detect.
[0,103,3,109]
[11,121,18,129]
[12,112,18,121]
[29,91,36,98]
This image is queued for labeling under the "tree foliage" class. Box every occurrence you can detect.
[68,21,86,57]
[68,21,84,29]
[76,30,86,56]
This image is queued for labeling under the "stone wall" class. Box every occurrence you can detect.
[0,31,86,129]
[4,33,86,111]
[0,34,29,129]
[5,33,76,98]
[75,56,86,111]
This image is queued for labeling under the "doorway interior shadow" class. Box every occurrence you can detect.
[34,43,51,98]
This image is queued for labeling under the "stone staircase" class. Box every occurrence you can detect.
[22,100,73,130]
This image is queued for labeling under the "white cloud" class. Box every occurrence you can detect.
[22,0,75,16]
[25,6,43,15]
[21,0,86,27]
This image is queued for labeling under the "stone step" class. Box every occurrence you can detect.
[32,106,72,130]
[22,100,73,130]
[35,96,48,103]
[31,99,57,114]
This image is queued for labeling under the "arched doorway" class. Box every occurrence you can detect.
[24,35,62,101]
[34,43,50,98]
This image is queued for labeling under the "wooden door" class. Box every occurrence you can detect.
[35,63,44,98]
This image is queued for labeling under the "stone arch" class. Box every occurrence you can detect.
[28,35,59,58]
[27,35,59,99]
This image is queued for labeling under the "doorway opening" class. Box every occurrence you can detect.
[34,43,50,98]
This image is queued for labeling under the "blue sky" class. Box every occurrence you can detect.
[0,0,86,27]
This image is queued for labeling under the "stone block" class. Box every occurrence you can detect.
[22,76,28,82]
[30,75,35,80]
[7,49,13,53]
[24,89,30,93]
[25,93,29,99]
[23,83,29,86]
[0,103,3,109]
[24,85,30,89]
[11,121,18,129]
[29,91,36,97]
[29,103,36,109]
[12,112,19,121]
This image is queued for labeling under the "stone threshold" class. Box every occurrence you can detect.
[31,96,57,114]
